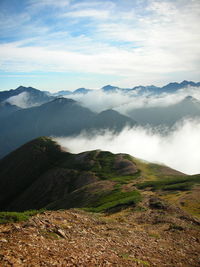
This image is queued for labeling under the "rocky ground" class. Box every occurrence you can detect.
[0,206,200,267]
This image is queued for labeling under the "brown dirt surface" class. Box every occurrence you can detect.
[114,154,138,175]
[0,208,200,267]
[158,165,186,176]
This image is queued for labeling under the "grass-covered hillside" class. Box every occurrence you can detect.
[0,137,199,219]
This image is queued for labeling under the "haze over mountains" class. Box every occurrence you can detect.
[127,96,200,126]
[0,80,200,174]
[54,80,200,96]
[0,96,135,158]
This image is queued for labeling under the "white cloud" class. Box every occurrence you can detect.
[0,0,200,86]
[6,92,30,108]
[70,89,132,113]
[66,9,110,20]
[66,86,200,114]
[71,1,115,10]
[28,0,71,10]
[55,118,200,175]
[0,40,197,85]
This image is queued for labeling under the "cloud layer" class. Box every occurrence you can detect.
[55,118,200,175]
[6,92,30,108]
[69,86,200,114]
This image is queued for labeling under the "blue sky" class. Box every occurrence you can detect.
[0,0,199,92]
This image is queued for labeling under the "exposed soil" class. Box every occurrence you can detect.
[114,154,138,175]
[0,208,199,267]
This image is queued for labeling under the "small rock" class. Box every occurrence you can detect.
[56,229,66,238]
[0,238,8,243]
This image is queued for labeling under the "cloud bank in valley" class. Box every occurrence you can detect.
[6,92,30,108]
[69,86,200,114]
[55,118,200,175]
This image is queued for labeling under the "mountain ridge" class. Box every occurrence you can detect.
[127,95,200,126]
[0,98,136,158]
[0,136,199,216]
[1,80,200,98]
[0,85,55,107]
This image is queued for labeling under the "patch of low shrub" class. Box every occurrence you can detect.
[85,189,142,212]
[0,209,45,224]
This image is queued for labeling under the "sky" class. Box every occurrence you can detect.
[0,0,200,92]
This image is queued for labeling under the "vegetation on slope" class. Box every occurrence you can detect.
[85,189,141,212]
[0,137,143,213]
[136,175,200,191]
[0,136,199,218]
[0,209,45,224]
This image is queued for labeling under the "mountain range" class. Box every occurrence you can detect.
[55,80,200,96]
[0,98,135,158]
[1,81,199,109]
[0,80,200,158]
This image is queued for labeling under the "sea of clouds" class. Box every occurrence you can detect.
[5,85,200,112]
[69,85,200,115]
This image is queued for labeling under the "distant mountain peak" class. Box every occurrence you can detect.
[73,88,91,94]
[16,85,26,90]
[182,95,199,104]
[16,86,38,92]
[101,85,120,92]
[180,80,194,85]
[52,97,76,104]
[184,95,195,100]
[0,86,55,107]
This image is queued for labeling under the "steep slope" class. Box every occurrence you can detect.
[128,96,200,126]
[0,98,135,158]
[0,137,64,209]
[0,102,21,118]
[0,137,199,218]
[89,109,135,131]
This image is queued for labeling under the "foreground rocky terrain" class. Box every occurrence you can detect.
[0,206,200,267]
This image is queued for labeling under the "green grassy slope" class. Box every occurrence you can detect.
[0,137,199,217]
